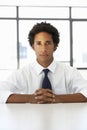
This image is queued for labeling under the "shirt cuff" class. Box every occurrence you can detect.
[0,91,13,103]
[80,90,87,98]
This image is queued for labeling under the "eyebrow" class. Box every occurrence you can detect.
[35,40,53,42]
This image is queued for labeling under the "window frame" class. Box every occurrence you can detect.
[0,5,87,70]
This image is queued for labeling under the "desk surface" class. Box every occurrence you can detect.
[0,103,87,130]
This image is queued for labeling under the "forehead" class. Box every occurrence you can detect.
[34,32,53,40]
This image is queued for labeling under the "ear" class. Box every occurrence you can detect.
[54,47,57,51]
[32,44,35,50]
[54,45,58,51]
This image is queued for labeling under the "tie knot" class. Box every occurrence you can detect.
[43,69,49,76]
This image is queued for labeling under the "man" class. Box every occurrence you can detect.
[0,22,87,103]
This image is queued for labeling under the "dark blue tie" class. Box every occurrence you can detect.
[42,69,52,90]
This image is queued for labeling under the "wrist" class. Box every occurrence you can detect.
[27,94,36,103]
[54,94,61,103]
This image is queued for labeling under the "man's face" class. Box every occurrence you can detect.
[32,32,56,66]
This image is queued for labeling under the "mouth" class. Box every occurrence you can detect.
[40,54,48,57]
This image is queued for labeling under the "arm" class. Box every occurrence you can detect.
[34,89,87,103]
[54,93,87,103]
[6,89,55,103]
[6,94,37,103]
[6,89,87,103]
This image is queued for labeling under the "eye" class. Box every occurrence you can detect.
[45,41,53,45]
[35,41,41,45]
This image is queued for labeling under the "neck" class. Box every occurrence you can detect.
[37,58,53,68]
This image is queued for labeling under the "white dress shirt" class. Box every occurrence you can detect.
[0,60,87,103]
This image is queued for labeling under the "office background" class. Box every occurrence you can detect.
[0,1,87,81]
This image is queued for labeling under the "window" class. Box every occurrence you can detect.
[0,6,16,17]
[72,7,87,18]
[73,22,87,68]
[0,20,17,69]
[19,7,69,18]
[0,6,87,80]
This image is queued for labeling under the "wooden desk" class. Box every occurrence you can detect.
[0,103,87,130]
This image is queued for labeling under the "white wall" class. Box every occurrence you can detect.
[79,70,87,80]
[0,0,87,6]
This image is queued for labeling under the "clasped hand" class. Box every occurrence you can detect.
[34,88,55,104]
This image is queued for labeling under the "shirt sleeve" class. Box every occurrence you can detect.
[0,68,28,103]
[68,67,87,98]
[0,80,16,103]
[0,90,13,103]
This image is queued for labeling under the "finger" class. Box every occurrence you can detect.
[38,98,53,104]
[37,100,45,104]
[35,94,44,100]
[35,88,53,93]
[35,93,52,102]
[35,90,43,95]
[35,88,53,95]
[44,92,55,98]
[36,97,53,104]
[35,94,55,104]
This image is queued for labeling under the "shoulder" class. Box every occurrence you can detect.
[8,62,35,79]
[55,62,84,82]
[55,61,78,74]
[18,62,36,74]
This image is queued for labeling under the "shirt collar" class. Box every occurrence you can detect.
[33,60,57,75]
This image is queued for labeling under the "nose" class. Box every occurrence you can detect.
[41,44,47,52]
